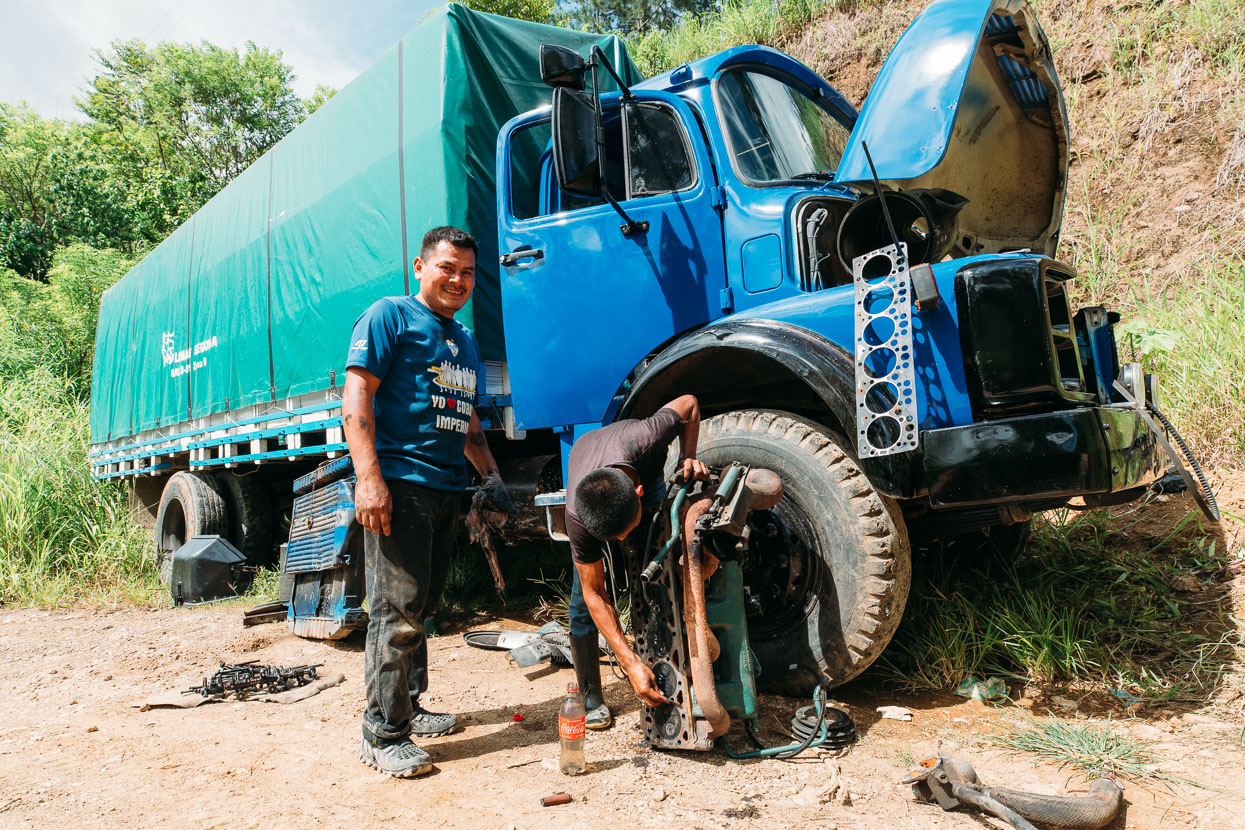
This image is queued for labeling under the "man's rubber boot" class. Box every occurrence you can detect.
[410,697,458,738]
[570,634,612,729]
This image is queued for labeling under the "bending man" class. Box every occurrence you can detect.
[564,395,709,727]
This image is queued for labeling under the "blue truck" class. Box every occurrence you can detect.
[90,0,1187,691]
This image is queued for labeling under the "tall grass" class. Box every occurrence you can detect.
[627,0,840,77]
[0,245,159,606]
[876,509,1238,701]
[1116,250,1245,467]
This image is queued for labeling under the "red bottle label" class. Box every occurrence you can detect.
[559,715,585,740]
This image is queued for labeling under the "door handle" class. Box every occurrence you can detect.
[500,248,544,266]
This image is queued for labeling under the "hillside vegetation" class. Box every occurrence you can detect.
[631,0,1245,468]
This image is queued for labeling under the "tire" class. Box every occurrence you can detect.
[214,472,274,567]
[687,410,911,695]
[154,472,228,585]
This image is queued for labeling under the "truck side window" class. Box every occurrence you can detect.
[625,103,694,196]
[508,102,693,221]
[717,68,851,184]
[509,121,553,221]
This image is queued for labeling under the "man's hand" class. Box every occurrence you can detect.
[681,457,710,482]
[355,474,392,536]
[625,657,670,707]
[480,469,517,516]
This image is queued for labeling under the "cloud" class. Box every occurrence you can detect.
[0,0,435,119]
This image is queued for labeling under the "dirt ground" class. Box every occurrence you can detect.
[1,599,1241,830]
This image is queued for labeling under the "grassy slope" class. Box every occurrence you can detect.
[778,0,1245,469]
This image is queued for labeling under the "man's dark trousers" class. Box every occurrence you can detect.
[362,479,460,746]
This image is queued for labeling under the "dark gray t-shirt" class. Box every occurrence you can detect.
[565,407,683,565]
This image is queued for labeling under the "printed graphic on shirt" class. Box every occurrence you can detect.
[446,338,460,357]
[350,338,367,352]
[430,359,477,434]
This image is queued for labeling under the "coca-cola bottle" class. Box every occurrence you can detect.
[558,681,586,775]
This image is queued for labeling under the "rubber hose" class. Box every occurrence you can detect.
[1148,402,1219,518]
[791,705,857,749]
[951,786,1040,830]
[983,779,1122,830]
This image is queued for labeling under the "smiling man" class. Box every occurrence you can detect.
[343,225,514,778]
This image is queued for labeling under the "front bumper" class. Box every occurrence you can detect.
[921,405,1166,508]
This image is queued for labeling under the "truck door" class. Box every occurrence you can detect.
[498,91,726,430]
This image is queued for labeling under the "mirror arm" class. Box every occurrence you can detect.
[590,45,633,99]
[601,188,649,237]
[586,51,646,237]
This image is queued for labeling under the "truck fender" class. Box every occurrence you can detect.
[614,319,923,499]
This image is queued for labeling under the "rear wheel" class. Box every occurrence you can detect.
[691,410,911,694]
[214,472,274,567]
[154,472,227,585]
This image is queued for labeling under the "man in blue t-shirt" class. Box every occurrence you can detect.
[343,225,513,779]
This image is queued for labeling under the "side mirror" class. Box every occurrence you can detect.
[540,44,586,90]
[551,87,600,195]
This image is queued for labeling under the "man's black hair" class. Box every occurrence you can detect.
[574,467,639,540]
[420,226,478,259]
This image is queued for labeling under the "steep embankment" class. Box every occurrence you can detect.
[781,0,1245,472]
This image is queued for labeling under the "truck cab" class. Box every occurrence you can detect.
[497,0,1169,691]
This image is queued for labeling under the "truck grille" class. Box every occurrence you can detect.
[955,258,1095,419]
[285,478,356,573]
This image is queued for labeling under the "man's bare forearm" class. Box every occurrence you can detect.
[464,411,499,476]
[342,373,382,482]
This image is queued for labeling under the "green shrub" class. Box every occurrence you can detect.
[0,245,159,606]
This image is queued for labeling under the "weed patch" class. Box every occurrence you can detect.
[993,716,1193,788]
[875,508,1238,702]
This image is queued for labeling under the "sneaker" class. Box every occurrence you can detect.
[411,701,458,738]
[360,738,432,778]
[586,701,612,730]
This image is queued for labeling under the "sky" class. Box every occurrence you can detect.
[0,0,443,120]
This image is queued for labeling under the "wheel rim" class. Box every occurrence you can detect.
[740,499,819,639]
[158,499,187,582]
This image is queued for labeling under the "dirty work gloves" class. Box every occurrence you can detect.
[570,634,612,730]
[480,470,517,516]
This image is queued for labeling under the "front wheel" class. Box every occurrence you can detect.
[691,410,911,694]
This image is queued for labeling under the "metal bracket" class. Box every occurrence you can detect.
[853,243,918,457]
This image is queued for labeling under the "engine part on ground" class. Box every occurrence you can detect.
[170,535,254,605]
[904,755,1123,830]
[284,473,367,639]
[1113,378,1219,522]
[292,455,354,496]
[634,463,797,752]
[853,242,919,459]
[185,660,323,700]
[242,600,289,626]
[462,624,608,668]
[837,187,968,273]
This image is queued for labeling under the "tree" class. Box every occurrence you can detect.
[462,0,558,24]
[78,39,308,224]
[563,0,717,35]
[0,104,76,279]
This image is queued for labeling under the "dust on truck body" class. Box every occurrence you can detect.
[91,0,1169,690]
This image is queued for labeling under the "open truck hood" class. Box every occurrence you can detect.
[836,0,1068,258]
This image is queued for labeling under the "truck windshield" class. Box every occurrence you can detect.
[717,68,852,185]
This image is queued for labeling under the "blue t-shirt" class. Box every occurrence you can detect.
[345,296,481,490]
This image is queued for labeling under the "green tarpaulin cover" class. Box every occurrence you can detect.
[90,4,640,444]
